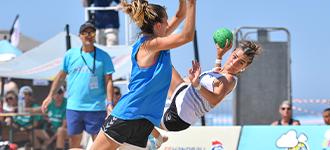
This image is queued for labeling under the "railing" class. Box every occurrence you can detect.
[84,6,138,46]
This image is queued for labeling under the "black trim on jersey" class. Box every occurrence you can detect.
[163,84,190,131]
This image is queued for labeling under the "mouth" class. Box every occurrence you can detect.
[84,39,94,44]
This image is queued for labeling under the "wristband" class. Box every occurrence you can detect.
[106,101,113,107]
[194,83,202,91]
[215,59,222,64]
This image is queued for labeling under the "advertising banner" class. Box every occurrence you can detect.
[238,126,330,150]
[159,126,241,150]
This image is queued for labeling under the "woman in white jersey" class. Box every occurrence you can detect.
[162,40,261,131]
[151,40,262,147]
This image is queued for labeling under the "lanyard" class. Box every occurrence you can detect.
[80,48,96,74]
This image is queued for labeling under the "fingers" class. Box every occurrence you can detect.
[225,39,233,49]
[41,105,46,113]
[192,60,195,68]
[41,101,48,113]
[192,60,200,69]
[225,39,230,49]
[197,63,201,72]
[194,61,201,74]
[189,68,193,74]
[228,40,233,49]
[215,43,220,49]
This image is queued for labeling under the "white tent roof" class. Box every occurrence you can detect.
[0,32,131,80]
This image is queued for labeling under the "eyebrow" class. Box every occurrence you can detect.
[233,52,239,58]
[233,52,247,64]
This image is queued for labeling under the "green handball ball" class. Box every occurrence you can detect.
[213,28,233,48]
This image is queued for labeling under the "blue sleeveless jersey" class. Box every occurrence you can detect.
[111,36,172,126]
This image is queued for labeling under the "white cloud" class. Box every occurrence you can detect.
[298,133,307,143]
[276,130,298,148]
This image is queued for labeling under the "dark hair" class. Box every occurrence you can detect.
[121,0,167,34]
[5,90,18,101]
[235,40,262,65]
[57,87,65,95]
[114,86,121,95]
[324,108,330,113]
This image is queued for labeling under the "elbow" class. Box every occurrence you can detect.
[176,10,186,19]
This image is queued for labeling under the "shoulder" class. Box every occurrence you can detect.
[212,74,237,94]
[218,74,236,87]
[68,47,80,52]
[225,74,236,83]
[96,47,111,58]
[292,119,301,125]
[96,47,108,55]
[142,36,170,52]
[271,120,279,125]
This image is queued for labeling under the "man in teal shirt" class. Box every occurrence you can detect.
[41,21,115,149]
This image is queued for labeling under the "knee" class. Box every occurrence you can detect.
[57,127,65,132]
[57,127,67,136]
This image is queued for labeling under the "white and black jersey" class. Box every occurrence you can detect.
[161,71,237,131]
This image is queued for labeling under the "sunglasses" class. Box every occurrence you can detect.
[114,92,120,95]
[24,92,32,96]
[81,31,96,37]
[6,97,14,100]
[281,107,291,111]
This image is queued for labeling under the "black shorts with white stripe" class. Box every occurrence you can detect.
[162,84,191,131]
[102,115,154,148]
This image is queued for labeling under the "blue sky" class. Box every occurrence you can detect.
[1,0,329,99]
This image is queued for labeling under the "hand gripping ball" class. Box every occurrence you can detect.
[213,28,233,48]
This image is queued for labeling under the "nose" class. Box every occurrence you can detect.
[231,58,240,66]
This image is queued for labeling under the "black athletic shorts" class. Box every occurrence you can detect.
[162,84,191,131]
[102,115,154,148]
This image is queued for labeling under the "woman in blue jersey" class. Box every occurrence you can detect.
[91,0,196,149]
[152,40,262,147]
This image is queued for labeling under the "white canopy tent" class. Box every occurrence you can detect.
[0,32,132,81]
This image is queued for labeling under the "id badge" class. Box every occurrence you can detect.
[89,75,99,89]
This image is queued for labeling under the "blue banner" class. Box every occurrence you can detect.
[238,126,330,150]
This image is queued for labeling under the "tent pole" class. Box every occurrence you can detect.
[65,24,71,51]
[0,77,5,97]
[193,30,206,126]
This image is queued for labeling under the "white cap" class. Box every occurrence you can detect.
[19,85,33,97]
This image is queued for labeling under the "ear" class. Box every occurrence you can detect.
[241,64,250,72]
[153,22,162,32]
[240,67,246,73]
